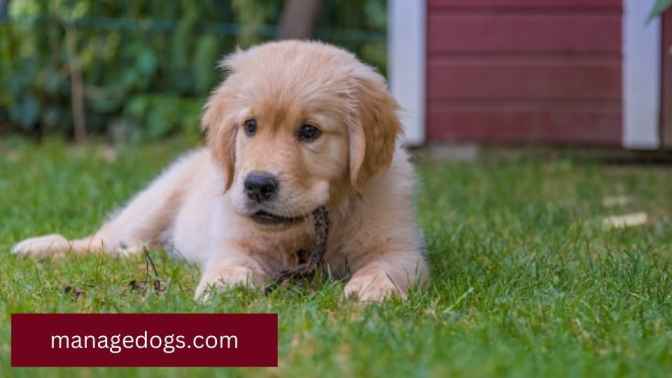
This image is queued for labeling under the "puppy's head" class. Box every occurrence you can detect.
[202,41,400,228]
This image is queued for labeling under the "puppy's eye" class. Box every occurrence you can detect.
[297,124,321,143]
[243,118,257,137]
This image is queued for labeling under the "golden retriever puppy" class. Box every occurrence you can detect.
[11,40,428,302]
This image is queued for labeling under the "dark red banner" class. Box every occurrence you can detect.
[11,313,277,367]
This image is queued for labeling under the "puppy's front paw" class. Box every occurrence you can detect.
[11,234,71,257]
[195,265,266,301]
[344,269,405,303]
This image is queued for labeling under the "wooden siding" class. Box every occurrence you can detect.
[662,9,672,147]
[426,0,623,145]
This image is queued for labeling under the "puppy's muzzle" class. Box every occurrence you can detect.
[244,171,279,203]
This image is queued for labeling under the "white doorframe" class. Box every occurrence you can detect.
[388,0,426,146]
[623,0,661,149]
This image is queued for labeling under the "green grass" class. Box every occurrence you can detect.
[1,138,672,377]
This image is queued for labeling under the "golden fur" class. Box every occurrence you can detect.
[11,41,428,302]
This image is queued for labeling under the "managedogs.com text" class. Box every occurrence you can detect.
[50,330,239,354]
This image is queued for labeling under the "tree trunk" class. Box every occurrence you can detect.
[277,0,322,40]
[0,0,10,21]
[66,29,87,143]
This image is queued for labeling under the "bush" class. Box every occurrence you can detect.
[0,0,386,141]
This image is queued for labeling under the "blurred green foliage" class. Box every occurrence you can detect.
[0,0,386,141]
[650,0,672,21]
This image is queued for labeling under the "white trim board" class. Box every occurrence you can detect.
[623,0,661,149]
[388,0,426,146]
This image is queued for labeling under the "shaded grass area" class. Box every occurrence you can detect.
[1,138,672,377]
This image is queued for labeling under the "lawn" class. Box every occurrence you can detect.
[1,138,672,377]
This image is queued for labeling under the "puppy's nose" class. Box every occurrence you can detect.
[244,171,279,203]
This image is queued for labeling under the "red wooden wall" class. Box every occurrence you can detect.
[426,0,623,145]
[662,9,672,147]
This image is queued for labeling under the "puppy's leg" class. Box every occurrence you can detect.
[343,233,428,302]
[345,251,428,302]
[194,242,270,301]
[194,247,270,300]
[12,151,202,258]
[341,175,428,302]
[10,234,134,258]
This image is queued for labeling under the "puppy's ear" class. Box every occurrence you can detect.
[202,83,237,191]
[348,68,402,191]
[201,49,252,191]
